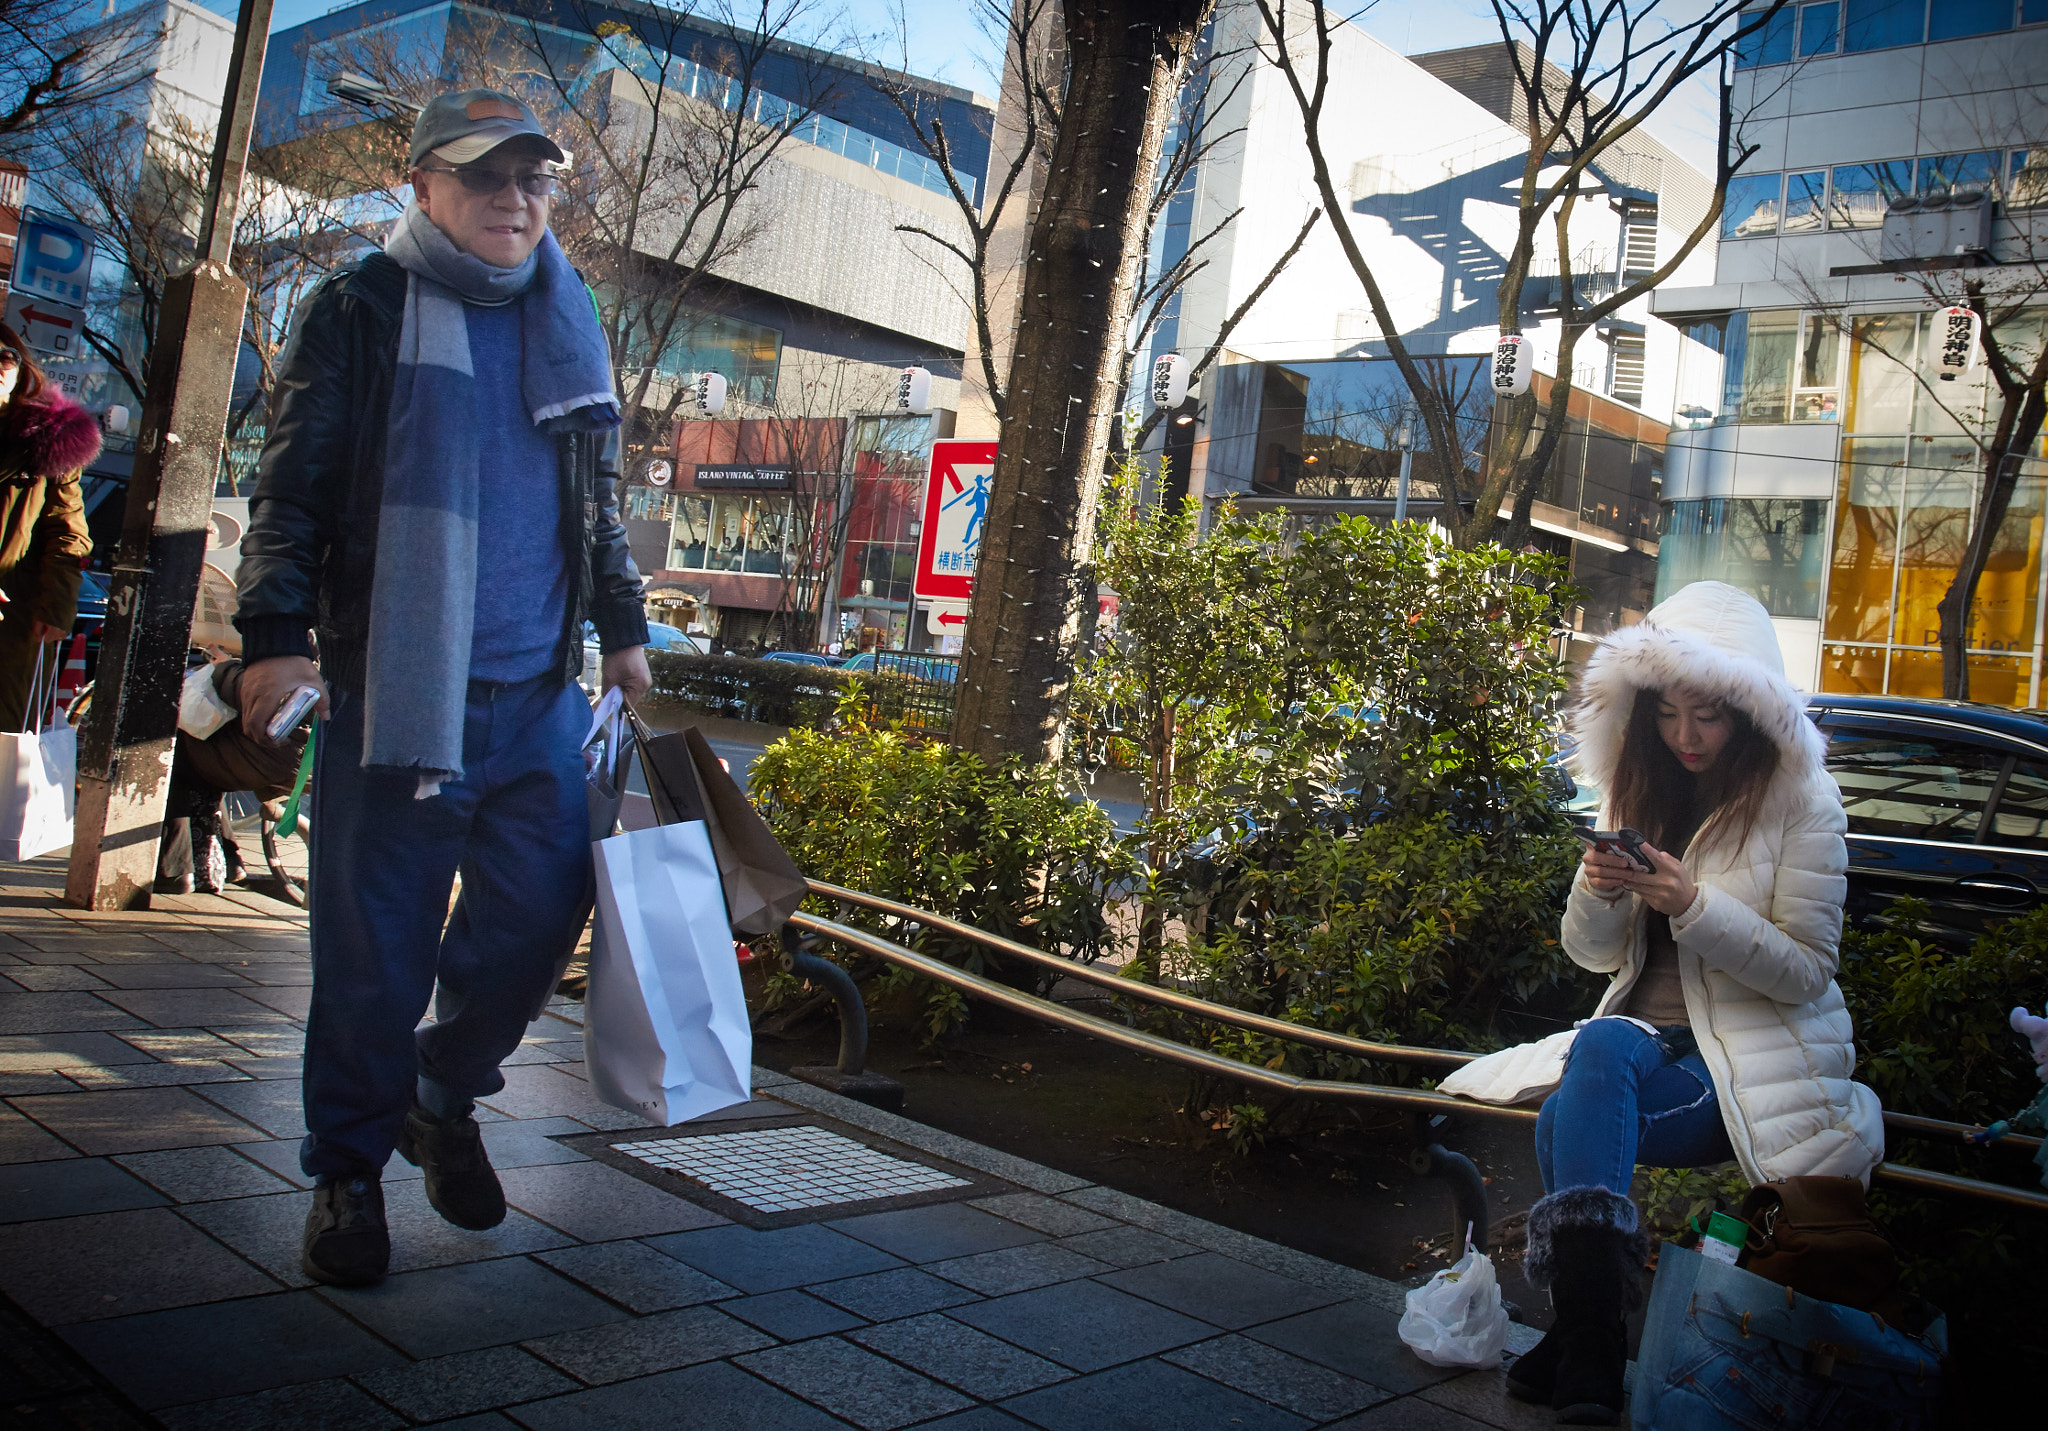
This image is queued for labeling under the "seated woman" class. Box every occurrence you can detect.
[1468,581,1883,1425]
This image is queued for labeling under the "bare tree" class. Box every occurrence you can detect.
[1252,0,1786,548]
[0,0,156,147]
[35,109,353,432]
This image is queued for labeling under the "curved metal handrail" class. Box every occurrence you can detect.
[806,879,2044,1154]
[791,903,2048,1215]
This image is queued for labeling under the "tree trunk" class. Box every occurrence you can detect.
[950,0,1210,765]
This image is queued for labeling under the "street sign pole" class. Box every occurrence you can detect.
[66,0,274,910]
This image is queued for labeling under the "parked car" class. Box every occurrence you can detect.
[760,651,842,668]
[839,651,959,683]
[1568,693,2048,945]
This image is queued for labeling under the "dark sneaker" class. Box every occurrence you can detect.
[301,1175,389,1286]
[396,1104,506,1230]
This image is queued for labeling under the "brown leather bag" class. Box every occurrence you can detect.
[1737,1176,1904,1320]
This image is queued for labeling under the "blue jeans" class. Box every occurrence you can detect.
[300,674,592,1179]
[1536,1017,1735,1194]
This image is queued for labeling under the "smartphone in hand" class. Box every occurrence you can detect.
[266,684,322,744]
[1573,826,1656,872]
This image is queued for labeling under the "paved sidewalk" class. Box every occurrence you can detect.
[0,853,1548,1431]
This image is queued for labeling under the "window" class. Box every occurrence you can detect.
[1784,171,1828,232]
[1800,1,1841,52]
[1824,725,2005,841]
[1657,499,1827,618]
[1796,313,1842,422]
[1723,172,1783,238]
[1991,761,2048,849]
[1721,309,1800,423]
[1828,160,1914,228]
[632,311,782,407]
[1919,151,1998,197]
[1929,0,2016,40]
[622,487,675,522]
[1846,311,1920,431]
[1735,5,1797,65]
[668,493,794,575]
[2011,148,2048,207]
[1843,0,1928,52]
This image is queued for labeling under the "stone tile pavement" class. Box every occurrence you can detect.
[0,853,1553,1430]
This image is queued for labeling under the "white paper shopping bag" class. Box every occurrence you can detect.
[583,819,753,1125]
[0,648,75,862]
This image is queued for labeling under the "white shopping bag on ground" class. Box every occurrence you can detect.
[0,648,74,862]
[583,819,753,1125]
[1399,1241,1510,1368]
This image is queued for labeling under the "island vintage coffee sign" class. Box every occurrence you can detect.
[692,464,793,490]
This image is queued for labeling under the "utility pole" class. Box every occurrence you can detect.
[66,0,274,910]
[1392,402,1417,524]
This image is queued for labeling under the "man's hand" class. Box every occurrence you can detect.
[602,645,651,704]
[240,655,329,745]
[1612,843,1699,917]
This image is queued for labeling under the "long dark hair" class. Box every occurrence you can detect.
[1608,686,1780,857]
[0,320,47,408]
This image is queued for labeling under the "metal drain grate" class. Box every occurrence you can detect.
[619,1125,971,1213]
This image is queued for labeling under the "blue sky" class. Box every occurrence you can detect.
[263,0,1719,174]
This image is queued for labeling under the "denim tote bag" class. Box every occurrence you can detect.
[1631,1244,1944,1430]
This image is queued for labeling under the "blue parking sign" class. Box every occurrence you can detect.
[11,210,95,305]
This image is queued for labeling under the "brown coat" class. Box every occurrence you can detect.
[0,394,100,729]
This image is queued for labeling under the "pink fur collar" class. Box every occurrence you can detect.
[4,393,103,478]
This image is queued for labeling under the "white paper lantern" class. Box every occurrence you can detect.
[895,366,933,414]
[105,405,130,435]
[693,371,728,414]
[1150,352,1190,410]
[1934,305,1978,381]
[1491,334,1532,397]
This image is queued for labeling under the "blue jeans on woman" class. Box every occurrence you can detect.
[1536,1017,1735,1194]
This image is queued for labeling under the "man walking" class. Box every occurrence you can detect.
[234,90,649,1286]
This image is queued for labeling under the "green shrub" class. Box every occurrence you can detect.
[1071,477,1585,1071]
[1838,896,2048,1135]
[748,695,1133,1031]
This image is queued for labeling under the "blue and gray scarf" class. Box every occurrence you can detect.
[366,202,618,795]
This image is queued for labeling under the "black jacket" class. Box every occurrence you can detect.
[235,251,648,689]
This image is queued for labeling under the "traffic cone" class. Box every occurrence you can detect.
[52,632,87,710]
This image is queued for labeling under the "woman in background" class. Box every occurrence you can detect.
[0,321,97,729]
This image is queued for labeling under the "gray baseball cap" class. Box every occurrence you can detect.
[407,88,565,169]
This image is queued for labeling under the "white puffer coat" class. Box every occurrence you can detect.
[1448,580,1885,1186]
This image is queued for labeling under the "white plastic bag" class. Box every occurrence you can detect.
[1398,1243,1510,1368]
[177,663,236,740]
[0,647,74,862]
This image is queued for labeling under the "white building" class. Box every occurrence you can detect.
[1651,1,2048,702]
[1125,4,1718,644]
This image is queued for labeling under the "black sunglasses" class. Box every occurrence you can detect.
[0,348,20,369]
[419,165,558,197]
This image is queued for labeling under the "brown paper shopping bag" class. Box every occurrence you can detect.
[626,706,807,939]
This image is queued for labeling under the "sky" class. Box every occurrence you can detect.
[262,0,1722,176]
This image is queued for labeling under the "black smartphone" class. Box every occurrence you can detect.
[1573,826,1656,872]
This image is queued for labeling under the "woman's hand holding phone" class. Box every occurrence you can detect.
[1580,840,1698,915]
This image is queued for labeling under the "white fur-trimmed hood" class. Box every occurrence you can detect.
[1569,580,1828,794]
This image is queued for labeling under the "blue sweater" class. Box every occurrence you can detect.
[465,301,568,683]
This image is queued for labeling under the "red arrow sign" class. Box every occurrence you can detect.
[936,610,966,627]
[18,304,76,330]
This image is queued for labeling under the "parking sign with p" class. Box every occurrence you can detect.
[11,210,93,304]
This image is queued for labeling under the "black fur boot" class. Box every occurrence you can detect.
[1522,1186,1647,1426]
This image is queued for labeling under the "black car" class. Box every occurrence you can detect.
[1811,694,2048,945]
[1566,694,2048,946]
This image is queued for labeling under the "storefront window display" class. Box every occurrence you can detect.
[668,493,794,574]
[1819,307,2048,705]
